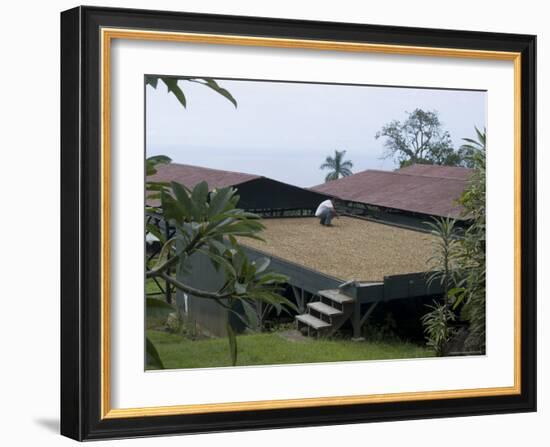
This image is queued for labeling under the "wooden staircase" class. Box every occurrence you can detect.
[295,287,355,337]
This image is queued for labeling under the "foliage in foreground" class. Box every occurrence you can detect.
[145,75,237,109]
[144,77,294,368]
[145,157,295,368]
[423,218,461,355]
[422,127,486,355]
[421,301,456,356]
[455,128,486,351]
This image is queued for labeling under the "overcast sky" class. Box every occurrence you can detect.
[146,78,486,187]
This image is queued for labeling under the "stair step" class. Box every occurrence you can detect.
[296,314,332,330]
[307,301,343,316]
[318,289,355,304]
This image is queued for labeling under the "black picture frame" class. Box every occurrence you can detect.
[61,5,536,441]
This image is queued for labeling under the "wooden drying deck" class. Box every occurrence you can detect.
[240,216,436,282]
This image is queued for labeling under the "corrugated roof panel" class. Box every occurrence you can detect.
[396,164,474,180]
[146,163,329,211]
[311,165,474,219]
[148,163,260,190]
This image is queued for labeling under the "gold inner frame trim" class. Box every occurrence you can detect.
[100,27,522,419]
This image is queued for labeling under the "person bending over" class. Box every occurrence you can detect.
[315,199,338,226]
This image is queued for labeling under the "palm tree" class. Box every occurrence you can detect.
[320,150,353,182]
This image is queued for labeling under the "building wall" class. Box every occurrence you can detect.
[176,251,244,337]
[235,177,330,214]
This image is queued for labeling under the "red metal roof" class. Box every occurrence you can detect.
[311,165,474,219]
[147,163,260,207]
[148,163,260,190]
[396,164,474,180]
[146,163,330,210]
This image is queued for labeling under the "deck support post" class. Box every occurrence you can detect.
[292,285,306,313]
[352,301,380,341]
[351,299,362,340]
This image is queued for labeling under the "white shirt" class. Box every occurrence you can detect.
[315,199,334,217]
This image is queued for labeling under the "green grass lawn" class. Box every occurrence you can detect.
[147,329,433,369]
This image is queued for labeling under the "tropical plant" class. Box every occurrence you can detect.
[426,217,462,301]
[421,301,456,356]
[421,127,487,355]
[454,128,486,352]
[376,109,463,167]
[422,217,461,356]
[457,127,486,169]
[145,168,296,368]
[145,75,237,108]
[320,149,353,182]
[144,76,238,368]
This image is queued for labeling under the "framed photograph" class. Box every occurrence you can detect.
[60,6,536,441]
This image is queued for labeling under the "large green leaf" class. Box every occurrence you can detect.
[160,189,194,223]
[207,187,235,218]
[213,221,264,237]
[162,78,187,108]
[256,271,289,285]
[145,75,159,89]
[249,289,296,314]
[201,78,238,108]
[191,181,209,218]
[207,239,229,255]
[170,181,195,219]
[240,299,259,329]
[149,76,236,109]
[150,236,178,271]
[202,249,237,277]
[145,223,165,244]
